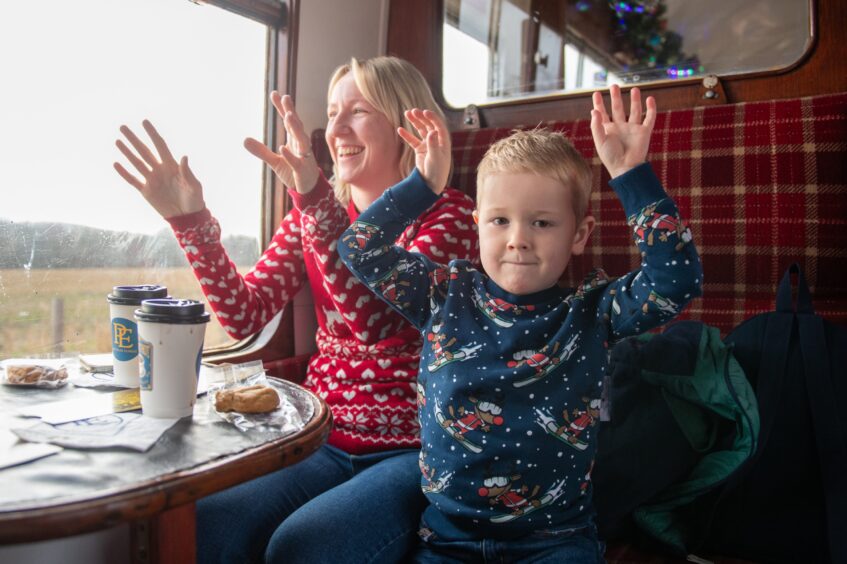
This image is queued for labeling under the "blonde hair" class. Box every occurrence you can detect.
[327,56,446,205]
[476,129,593,219]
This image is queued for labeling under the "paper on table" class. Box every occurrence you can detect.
[11,413,178,452]
[17,389,141,424]
[0,429,62,470]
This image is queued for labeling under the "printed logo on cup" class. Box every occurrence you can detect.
[112,317,138,361]
[139,339,153,391]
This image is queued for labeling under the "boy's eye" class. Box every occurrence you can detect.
[491,217,508,226]
[533,220,552,228]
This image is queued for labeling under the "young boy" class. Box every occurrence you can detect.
[340,85,702,562]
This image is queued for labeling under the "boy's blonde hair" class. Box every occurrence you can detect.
[328,56,447,205]
[476,129,593,219]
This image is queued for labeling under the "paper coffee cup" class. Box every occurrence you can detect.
[135,299,210,419]
[107,285,168,387]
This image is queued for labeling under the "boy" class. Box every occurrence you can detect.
[340,86,702,562]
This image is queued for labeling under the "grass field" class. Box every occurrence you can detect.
[0,268,237,358]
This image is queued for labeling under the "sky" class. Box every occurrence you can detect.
[0,0,267,237]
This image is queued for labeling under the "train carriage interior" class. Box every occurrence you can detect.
[0,0,844,562]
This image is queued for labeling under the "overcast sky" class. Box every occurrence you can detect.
[0,0,267,237]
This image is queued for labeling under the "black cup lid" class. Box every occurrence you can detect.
[107,285,169,305]
[134,298,210,324]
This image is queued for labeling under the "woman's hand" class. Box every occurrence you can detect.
[590,85,657,179]
[397,109,451,195]
[244,91,319,194]
[114,120,206,218]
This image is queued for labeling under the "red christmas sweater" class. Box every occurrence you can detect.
[168,174,478,453]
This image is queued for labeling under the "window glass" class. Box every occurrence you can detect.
[443,0,812,107]
[0,0,267,357]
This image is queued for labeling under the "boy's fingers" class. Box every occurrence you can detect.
[113,162,145,191]
[116,139,151,177]
[628,88,642,124]
[142,120,176,165]
[609,84,626,123]
[643,96,657,130]
[592,91,610,124]
[397,126,422,150]
[589,109,607,147]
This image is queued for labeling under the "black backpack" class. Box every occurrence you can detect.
[707,264,847,563]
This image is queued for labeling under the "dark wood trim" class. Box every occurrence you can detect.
[0,385,331,544]
[389,0,847,129]
[200,0,285,27]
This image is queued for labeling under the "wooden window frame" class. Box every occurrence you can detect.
[388,0,847,129]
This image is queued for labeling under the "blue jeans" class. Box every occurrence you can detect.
[412,520,606,564]
[196,444,426,564]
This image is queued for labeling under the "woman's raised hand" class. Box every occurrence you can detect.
[114,120,206,219]
[397,109,451,195]
[590,84,657,179]
[244,91,319,194]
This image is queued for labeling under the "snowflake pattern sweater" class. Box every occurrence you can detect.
[340,165,703,539]
[168,173,478,454]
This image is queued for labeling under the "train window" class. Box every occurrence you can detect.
[442,0,813,107]
[0,0,268,357]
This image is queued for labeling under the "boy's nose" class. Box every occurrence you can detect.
[507,227,530,250]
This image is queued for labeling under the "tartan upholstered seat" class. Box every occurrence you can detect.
[450,92,847,335]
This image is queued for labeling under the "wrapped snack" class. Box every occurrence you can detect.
[215,384,280,414]
[1,359,69,389]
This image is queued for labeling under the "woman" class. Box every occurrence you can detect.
[114,57,478,563]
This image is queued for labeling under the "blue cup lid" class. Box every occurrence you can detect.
[107,285,169,306]
[134,298,210,324]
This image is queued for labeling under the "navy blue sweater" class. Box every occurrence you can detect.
[340,164,703,540]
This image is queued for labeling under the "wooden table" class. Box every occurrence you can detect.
[0,375,332,563]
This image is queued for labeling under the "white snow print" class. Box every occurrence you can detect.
[217,280,227,288]
[346,277,358,290]
[261,286,274,298]
[374,394,389,403]
[350,360,363,367]
[327,381,339,390]
[216,256,227,266]
[361,384,373,392]
[561,332,581,361]
[283,263,296,273]
[217,312,230,319]
[316,253,329,264]
[342,390,356,400]
[379,326,392,340]
[443,233,458,244]
[207,294,221,302]
[355,331,369,341]
[233,312,245,321]
[272,274,286,284]
[274,247,288,255]
[334,293,348,304]
[390,387,405,396]
[454,221,470,230]
[227,271,236,280]
[184,244,199,255]
[356,295,372,308]
[328,240,337,251]
[326,273,337,284]
[418,235,433,243]
[239,326,252,335]
[254,271,269,279]
[199,277,214,285]
[191,261,203,269]
[264,260,279,267]
[334,258,344,269]
[343,311,357,321]
[429,246,445,257]
[361,369,376,380]
[284,235,298,243]
[377,359,392,369]
[366,312,382,327]
[224,297,236,305]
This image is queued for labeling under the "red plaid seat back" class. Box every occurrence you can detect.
[450,93,847,334]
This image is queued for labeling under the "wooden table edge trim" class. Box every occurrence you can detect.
[0,393,332,545]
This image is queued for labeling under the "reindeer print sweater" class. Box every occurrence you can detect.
[168,173,478,454]
[341,165,702,538]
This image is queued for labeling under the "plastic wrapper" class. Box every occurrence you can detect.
[208,365,305,434]
[1,358,69,389]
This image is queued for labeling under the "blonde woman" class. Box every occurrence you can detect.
[115,57,478,563]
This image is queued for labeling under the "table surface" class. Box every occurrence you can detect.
[0,371,332,544]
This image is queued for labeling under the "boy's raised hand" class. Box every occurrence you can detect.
[397,109,451,195]
[590,85,656,179]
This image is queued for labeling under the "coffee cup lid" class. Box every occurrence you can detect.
[107,285,169,305]
[134,298,211,324]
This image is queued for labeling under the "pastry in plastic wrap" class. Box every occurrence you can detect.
[4,363,68,386]
[214,384,280,414]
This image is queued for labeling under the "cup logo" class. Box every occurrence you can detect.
[112,317,138,361]
[139,339,153,391]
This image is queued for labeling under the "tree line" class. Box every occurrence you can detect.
[0,218,259,269]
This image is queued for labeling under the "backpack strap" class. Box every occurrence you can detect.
[794,269,847,563]
[775,263,814,314]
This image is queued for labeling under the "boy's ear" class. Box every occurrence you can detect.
[570,215,595,256]
[472,209,479,225]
